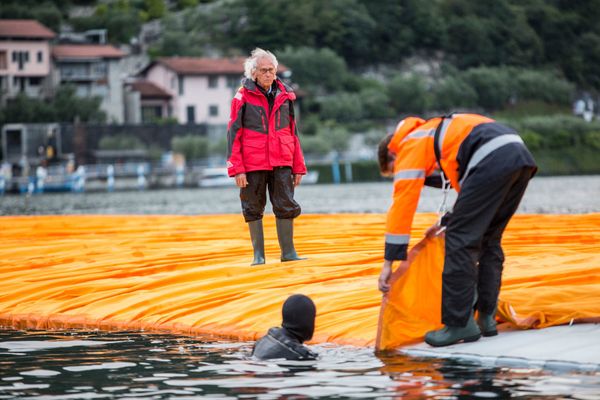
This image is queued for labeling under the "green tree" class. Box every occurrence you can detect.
[318,93,364,123]
[514,69,574,105]
[71,0,142,44]
[0,1,62,32]
[0,86,104,125]
[387,74,429,115]
[430,76,478,112]
[171,135,210,160]
[141,0,167,21]
[53,86,105,123]
[461,67,513,111]
[441,0,543,68]
[278,47,349,94]
[358,81,394,120]
[99,134,145,150]
[206,0,375,66]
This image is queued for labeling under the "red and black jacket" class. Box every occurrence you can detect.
[226,78,306,177]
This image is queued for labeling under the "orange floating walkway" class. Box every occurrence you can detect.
[0,213,599,347]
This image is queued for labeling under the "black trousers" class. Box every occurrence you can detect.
[442,165,536,327]
[240,167,301,222]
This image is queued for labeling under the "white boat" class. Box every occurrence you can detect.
[198,168,234,188]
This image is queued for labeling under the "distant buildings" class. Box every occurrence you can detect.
[0,20,55,104]
[52,44,126,122]
[132,57,247,126]
[1,19,292,128]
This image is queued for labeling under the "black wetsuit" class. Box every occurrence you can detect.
[252,327,317,360]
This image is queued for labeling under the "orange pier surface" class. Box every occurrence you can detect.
[1,213,598,347]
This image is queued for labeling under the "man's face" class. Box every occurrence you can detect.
[385,151,396,177]
[254,57,276,90]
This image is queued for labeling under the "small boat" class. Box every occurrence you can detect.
[198,168,234,188]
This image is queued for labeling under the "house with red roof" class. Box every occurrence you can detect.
[0,19,56,103]
[52,43,127,123]
[136,57,289,126]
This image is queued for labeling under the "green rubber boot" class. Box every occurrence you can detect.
[477,308,498,337]
[425,312,481,347]
[276,218,306,262]
[248,220,265,266]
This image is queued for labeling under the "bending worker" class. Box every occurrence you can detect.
[227,48,306,265]
[377,113,537,347]
[252,294,318,360]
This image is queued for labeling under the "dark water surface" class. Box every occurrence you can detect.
[1,177,599,398]
[1,330,599,399]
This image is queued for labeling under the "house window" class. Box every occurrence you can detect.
[227,76,239,89]
[13,77,25,92]
[171,76,176,89]
[29,77,42,86]
[208,75,218,88]
[178,76,184,95]
[12,51,29,70]
[92,62,107,77]
[37,51,43,63]
[186,105,195,123]
[142,105,162,123]
[75,84,91,97]
[209,104,218,117]
[0,51,7,69]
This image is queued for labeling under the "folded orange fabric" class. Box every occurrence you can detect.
[0,213,598,348]
[376,214,600,350]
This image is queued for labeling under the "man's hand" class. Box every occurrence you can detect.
[378,259,393,293]
[293,174,302,187]
[424,223,445,239]
[235,173,248,188]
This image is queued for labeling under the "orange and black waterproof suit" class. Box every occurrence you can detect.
[386,114,537,327]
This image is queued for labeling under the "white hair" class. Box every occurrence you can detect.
[244,48,278,80]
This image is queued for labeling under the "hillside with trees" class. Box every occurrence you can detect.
[1,0,599,174]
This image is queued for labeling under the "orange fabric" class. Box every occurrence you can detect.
[376,213,600,350]
[376,236,445,349]
[0,213,598,348]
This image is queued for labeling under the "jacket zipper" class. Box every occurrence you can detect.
[277,110,281,130]
[260,109,267,133]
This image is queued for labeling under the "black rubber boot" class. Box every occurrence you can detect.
[477,307,498,337]
[424,310,481,347]
[276,218,306,262]
[248,220,265,266]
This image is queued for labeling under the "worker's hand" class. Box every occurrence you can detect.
[378,260,393,293]
[293,174,303,187]
[425,223,445,239]
[235,173,248,188]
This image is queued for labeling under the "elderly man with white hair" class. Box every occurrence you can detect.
[226,48,307,265]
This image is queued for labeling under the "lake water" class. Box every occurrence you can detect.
[1,330,599,399]
[1,175,599,215]
[1,176,599,398]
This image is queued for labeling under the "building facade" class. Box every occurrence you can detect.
[0,20,56,104]
[52,44,126,123]
[138,57,254,126]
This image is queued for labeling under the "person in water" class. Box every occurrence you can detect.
[252,294,317,360]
